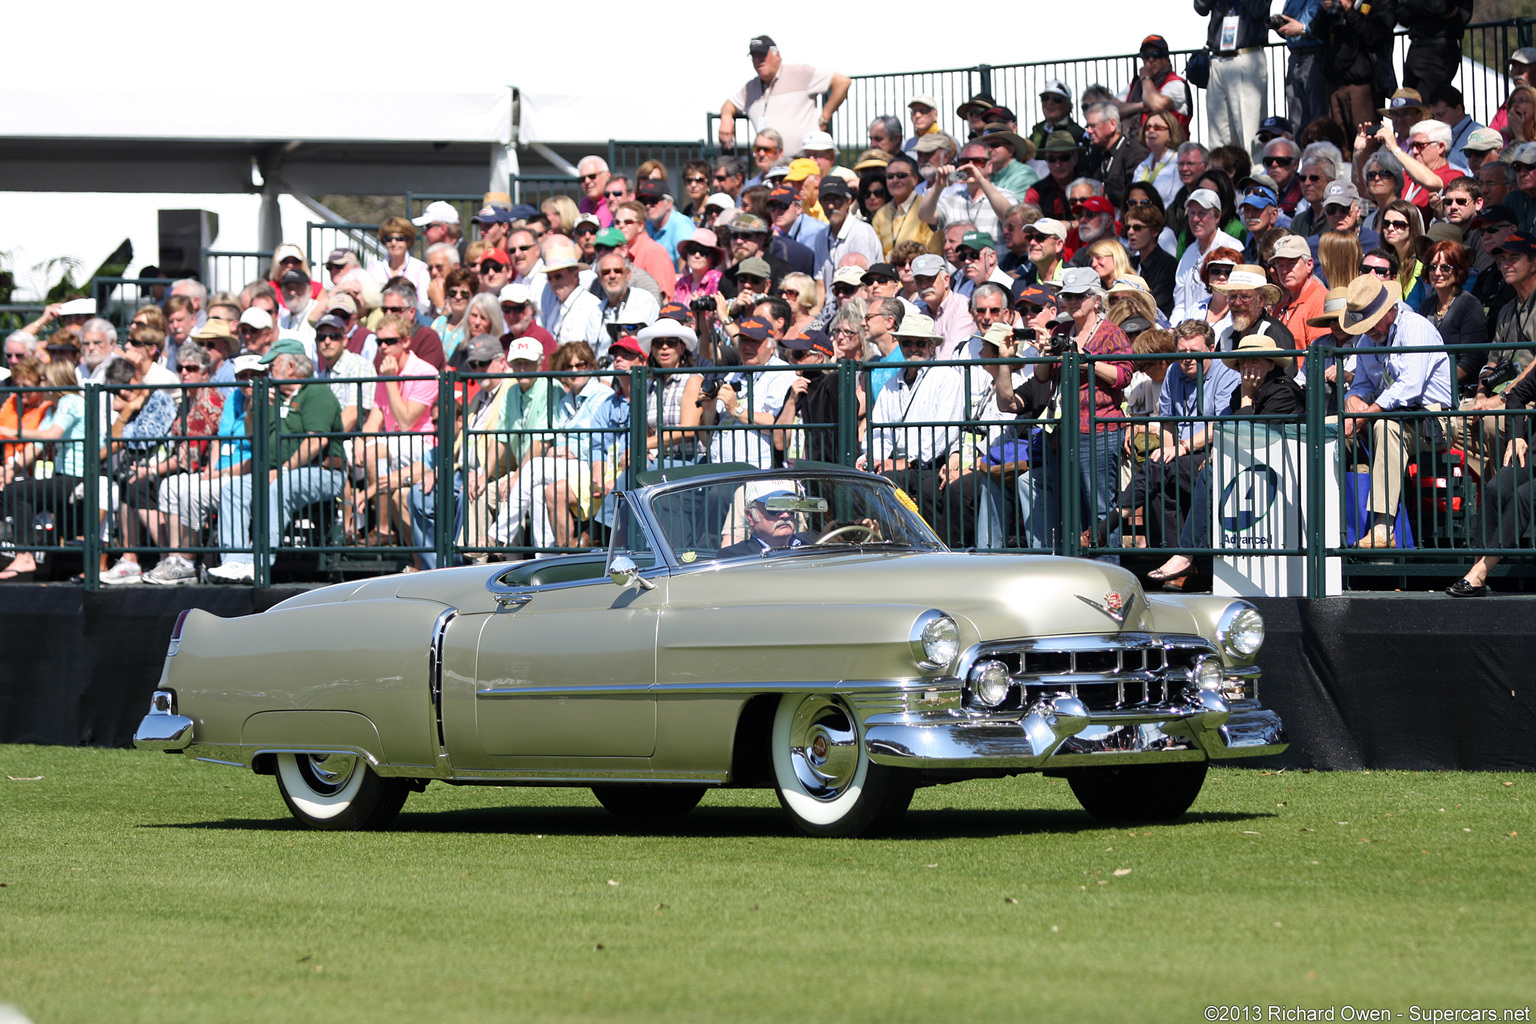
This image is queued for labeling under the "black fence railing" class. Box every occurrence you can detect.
[3,349,1533,594]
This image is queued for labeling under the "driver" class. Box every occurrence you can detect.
[719,483,819,556]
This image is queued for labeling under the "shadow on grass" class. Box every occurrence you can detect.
[140,804,1275,839]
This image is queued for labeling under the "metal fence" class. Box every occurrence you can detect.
[3,348,1533,593]
[200,250,269,296]
[305,222,384,276]
[708,19,1536,159]
[91,277,178,327]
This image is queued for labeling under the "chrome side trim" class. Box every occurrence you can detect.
[444,770,727,784]
[475,679,952,699]
[429,607,457,750]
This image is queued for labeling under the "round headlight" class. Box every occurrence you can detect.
[912,612,960,669]
[1193,655,1225,691]
[1219,606,1266,658]
[968,660,1011,708]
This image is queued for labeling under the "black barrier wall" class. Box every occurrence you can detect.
[1,586,1532,770]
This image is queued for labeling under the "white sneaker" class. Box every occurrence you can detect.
[100,559,143,585]
[206,560,255,584]
[143,556,198,586]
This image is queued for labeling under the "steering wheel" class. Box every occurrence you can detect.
[815,522,880,545]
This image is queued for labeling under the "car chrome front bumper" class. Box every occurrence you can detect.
[863,692,1286,769]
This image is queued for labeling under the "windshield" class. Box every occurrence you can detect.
[646,470,945,564]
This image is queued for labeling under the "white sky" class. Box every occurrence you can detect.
[3,1,1201,301]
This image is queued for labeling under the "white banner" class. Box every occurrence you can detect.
[1210,422,1341,598]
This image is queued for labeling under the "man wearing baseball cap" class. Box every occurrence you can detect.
[1118,35,1192,133]
[909,253,972,357]
[1340,273,1454,549]
[1268,234,1329,356]
[815,177,884,289]
[1238,185,1284,261]
[1173,187,1244,315]
[1029,80,1086,151]
[718,36,850,156]
[902,95,943,157]
[706,314,796,469]
[412,201,464,259]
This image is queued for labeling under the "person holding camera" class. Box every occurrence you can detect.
[916,140,1019,244]
[1029,267,1135,552]
[673,231,727,305]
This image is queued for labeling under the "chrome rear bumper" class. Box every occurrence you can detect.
[864,693,1286,769]
[133,690,194,752]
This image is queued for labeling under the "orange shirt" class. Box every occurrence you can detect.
[0,394,53,465]
[1276,275,1329,371]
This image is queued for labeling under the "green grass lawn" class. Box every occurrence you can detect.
[1,746,1532,1024]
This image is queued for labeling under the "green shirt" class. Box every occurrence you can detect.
[992,159,1039,197]
[501,377,552,464]
[274,384,344,464]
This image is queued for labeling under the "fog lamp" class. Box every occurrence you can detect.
[968,660,1011,708]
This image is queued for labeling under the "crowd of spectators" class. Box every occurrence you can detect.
[2,25,1534,590]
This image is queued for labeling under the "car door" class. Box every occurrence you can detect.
[451,495,665,766]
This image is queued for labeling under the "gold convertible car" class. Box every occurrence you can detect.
[134,463,1286,837]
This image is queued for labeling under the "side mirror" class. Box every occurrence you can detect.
[608,555,656,591]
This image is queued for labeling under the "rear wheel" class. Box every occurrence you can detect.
[771,693,915,837]
[591,785,706,817]
[1066,762,1208,823]
[275,753,410,830]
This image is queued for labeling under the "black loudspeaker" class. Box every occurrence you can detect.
[157,209,219,279]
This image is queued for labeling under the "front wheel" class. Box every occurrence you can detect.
[771,693,915,837]
[275,753,410,830]
[591,784,706,817]
[1066,762,1208,823]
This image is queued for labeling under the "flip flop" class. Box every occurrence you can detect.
[0,568,36,583]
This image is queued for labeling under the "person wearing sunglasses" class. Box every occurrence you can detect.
[430,266,479,361]
[574,155,615,227]
[1286,155,1339,238]
[1259,137,1304,214]
[609,201,678,300]
[816,178,883,291]
[917,140,1019,245]
[871,155,934,257]
[366,217,431,319]
[1023,131,1083,224]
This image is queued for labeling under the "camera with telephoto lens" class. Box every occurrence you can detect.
[1480,359,1519,391]
[690,296,714,313]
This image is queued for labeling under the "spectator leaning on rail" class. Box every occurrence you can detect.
[718,36,850,156]
[207,350,346,585]
[1338,272,1455,550]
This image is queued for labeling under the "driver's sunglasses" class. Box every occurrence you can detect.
[752,503,794,519]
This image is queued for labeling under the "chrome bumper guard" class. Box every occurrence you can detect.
[132,690,194,752]
[864,691,1287,769]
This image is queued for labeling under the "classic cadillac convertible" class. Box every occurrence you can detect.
[135,463,1286,837]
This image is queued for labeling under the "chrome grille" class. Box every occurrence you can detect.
[966,634,1216,713]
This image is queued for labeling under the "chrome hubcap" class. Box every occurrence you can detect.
[299,754,359,795]
[788,696,859,800]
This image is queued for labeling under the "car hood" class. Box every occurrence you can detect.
[682,550,1154,640]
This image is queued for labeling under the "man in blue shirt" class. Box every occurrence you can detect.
[1341,274,1455,549]
[1115,318,1241,550]
[637,180,694,262]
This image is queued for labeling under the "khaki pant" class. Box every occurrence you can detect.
[1365,406,1449,516]
[1447,396,1503,481]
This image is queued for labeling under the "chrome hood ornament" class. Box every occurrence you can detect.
[1077,590,1134,625]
